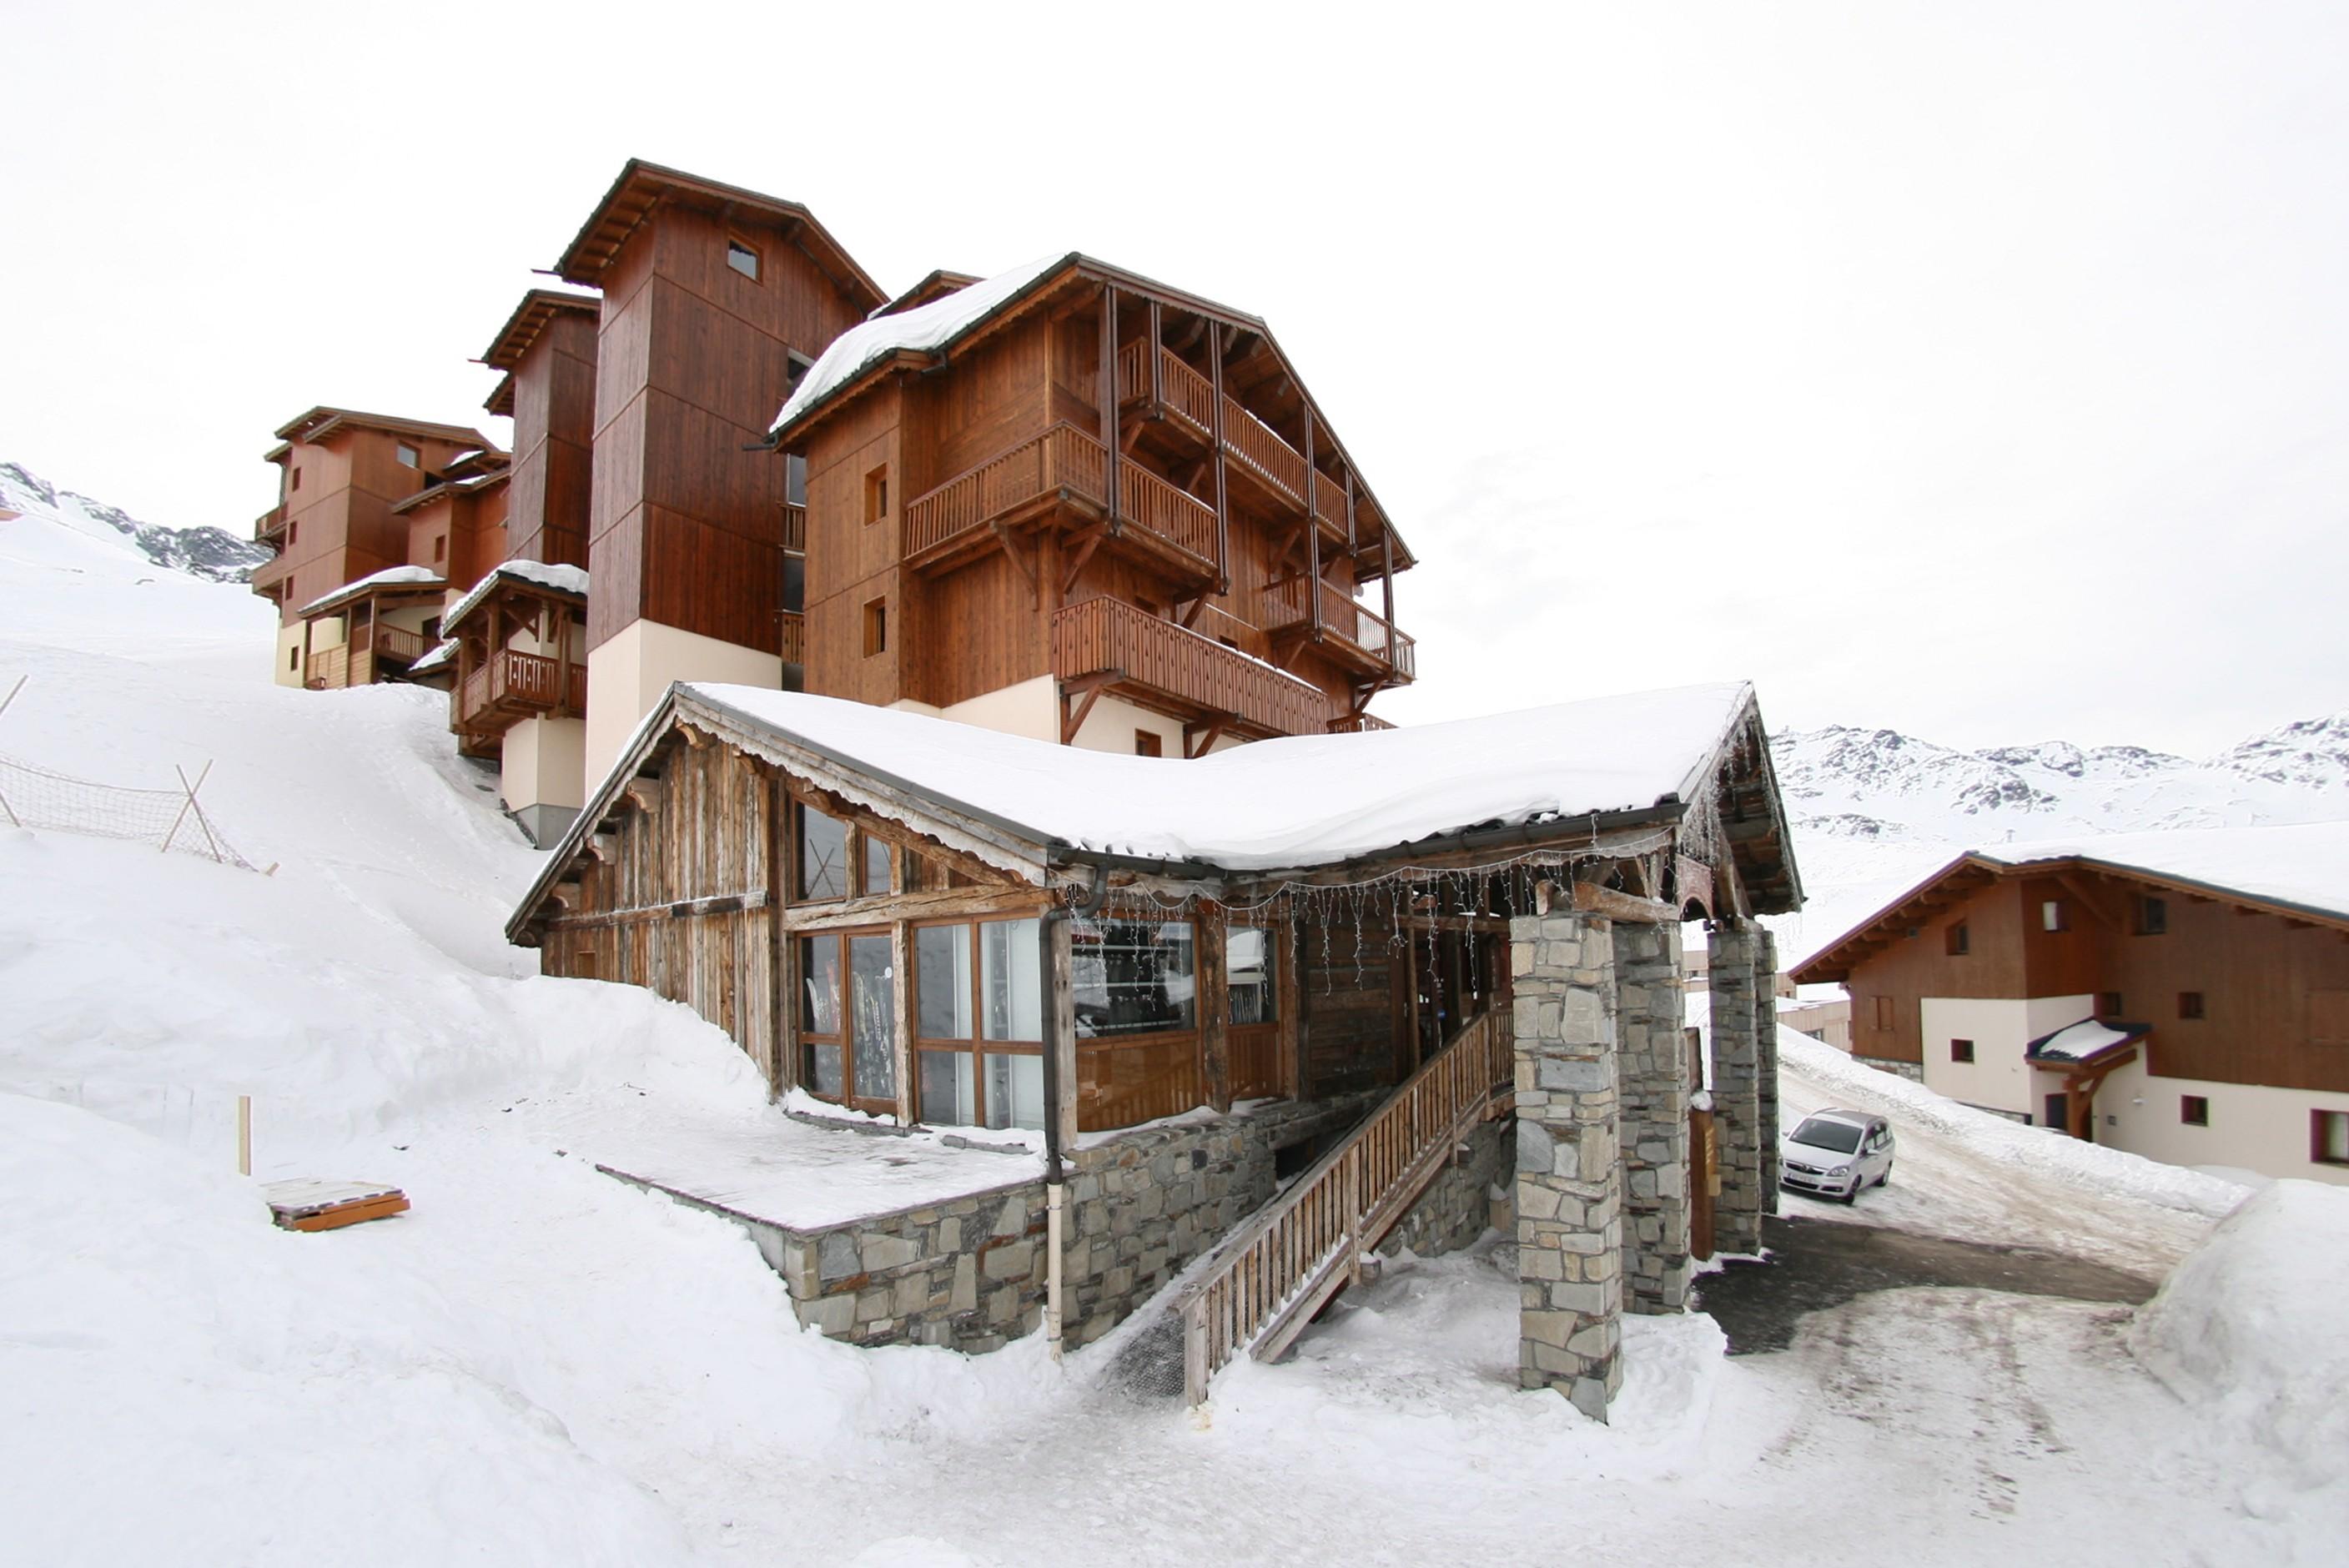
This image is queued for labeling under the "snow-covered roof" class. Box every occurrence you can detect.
[444,560,589,633]
[297,565,445,617]
[407,637,458,676]
[2026,1018,2146,1063]
[1979,823,2349,925]
[770,255,1070,438]
[689,679,1752,872]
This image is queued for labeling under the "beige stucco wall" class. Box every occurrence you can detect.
[501,716,587,813]
[2086,1055,2349,1187]
[274,623,308,687]
[584,620,782,793]
[1919,994,2093,1116]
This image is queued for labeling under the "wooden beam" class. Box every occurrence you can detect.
[991,520,1041,602]
[782,886,1051,932]
[1569,879,1679,925]
[1210,324,1230,593]
[1198,899,1231,1113]
[1058,525,1105,598]
[1099,285,1119,525]
[1184,715,1231,759]
[1059,671,1120,745]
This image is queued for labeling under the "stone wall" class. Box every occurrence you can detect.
[618,1095,1375,1355]
[1753,928,1782,1215]
[1613,922,1691,1314]
[1855,1055,1924,1083]
[1511,909,1623,1421]
[1379,1114,1515,1259]
[1706,922,1766,1256]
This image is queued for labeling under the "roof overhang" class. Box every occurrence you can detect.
[478,288,601,371]
[2026,1018,2150,1069]
[270,405,493,451]
[552,158,883,311]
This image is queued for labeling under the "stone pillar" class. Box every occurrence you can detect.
[1511,909,1622,1421]
[1707,921,1765,1256]
[1613,922,1691,1314]
[1753,927,1782,1217]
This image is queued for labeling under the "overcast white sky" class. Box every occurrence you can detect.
[4,1,2342,756]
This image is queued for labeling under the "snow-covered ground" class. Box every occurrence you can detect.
[3,490,2345,1564]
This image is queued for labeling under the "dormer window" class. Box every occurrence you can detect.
[395,442,420,467]
[727,240,760,281]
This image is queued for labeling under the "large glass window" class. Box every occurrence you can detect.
[1229,925,1277,1025]
[800,930,896,1111]
[914,915,1044,1130]
[799,805,847,901]
[1071,917,1194,1039]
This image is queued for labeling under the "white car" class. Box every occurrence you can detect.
[1779,1109,1895,1204]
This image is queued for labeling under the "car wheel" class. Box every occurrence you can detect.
[1878,1162,1894,1189]
[1842,1181,1861,1205]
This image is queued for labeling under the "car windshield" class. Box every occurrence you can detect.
[1790,1118,1864,1154]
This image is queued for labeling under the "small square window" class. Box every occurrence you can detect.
[432,535,446,563]
[290,468,303,491]
[2180,1095,2210,1127]
[2314,1109,2349,1167]
[2099,991,2123,1018]
[1944,922,1969,957]
[2041,899,2068,932]
[727,239,760,280]
[287,520,299,545]
[785,350,814,388]
[864,466,889,525]
[288,646,300,671]
[1950,1038,1975,1064]
[395,442,420,467]
[1134,729,1162,757]
[1873,996,1894,1031]
[863,597,888,657]
[2135,896,2167,936]
[2178,991,2205,1020]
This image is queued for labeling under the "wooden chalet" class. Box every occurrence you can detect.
[767,254,1419,759]
[506,680,1802,1413]
[478,288,600,571]
[1793,827,2349,1185]
[551,160,885,785]
[249,407,496,686]
[290,567,449,691]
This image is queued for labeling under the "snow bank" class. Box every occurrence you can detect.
[1774,1031,2247,1219]
[0,1093,701,1566]
[684,680,1753,871]
[2132,1180,2349,1530]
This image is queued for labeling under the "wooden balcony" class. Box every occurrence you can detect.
[1116,342,1351,545]
[354,623,428,664]
[254,506,288,548]
[1052,596,1333,741]
[903,423,1218,580]
[1264,575,1418,684]
[456,649,586,735]
[781,502,807,554]
[1327,712,1396,734]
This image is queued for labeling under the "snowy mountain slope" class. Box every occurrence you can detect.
[1767,715,2349,965]
[1,460,274,583]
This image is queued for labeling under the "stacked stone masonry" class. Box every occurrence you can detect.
[1706,922,1766,1257]
[1511,910,1623,1422]
[1379,1113,1516,1261]
[633,1096,1377,1355]
[1753,927,1782,1216]
[1612,922,1692,1314]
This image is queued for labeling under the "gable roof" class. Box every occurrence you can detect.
[552,158,883,311]
[871,269,982,319]
[296,565,446,618]
[443,559,588,637]
[479,287,601,371]
[766,253,1419,575]
[269,407,491,455]
[1791,822,2349,983]
[510,680,1800,942]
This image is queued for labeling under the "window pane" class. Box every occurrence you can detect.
[849,933,897,1101]
[800,935,841,1035]
[919,1048,975,1126]
[1229,925,1276,1024]
[980,917,1042,1041]
[1071,917,1195,1038]
[863,836,893,897]
[805,1042,843,1098]
[984,1053,1045,1131]
[918,924,973,1039]
[799,807,847,900]
[727,241,758,279]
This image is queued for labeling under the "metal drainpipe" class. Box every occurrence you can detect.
[1039,858,1108,1361]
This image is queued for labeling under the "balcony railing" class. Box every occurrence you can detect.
[352,623,428,663]
[304,646,351,690]
[903,423,1215,572]
[1051,596,1333,740]
[1264,575,1418,682]
[456,649,586,732]
[1327,712,1396,734]
[781,502,807,554]
[1117,341,1351,541]
[254,506,288,545]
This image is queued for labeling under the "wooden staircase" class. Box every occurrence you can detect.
[1173,1010,1514,1405]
